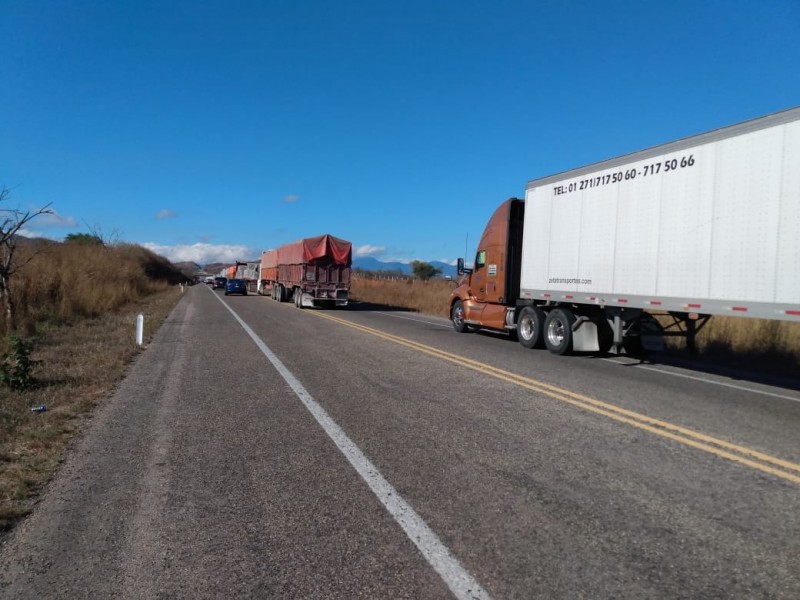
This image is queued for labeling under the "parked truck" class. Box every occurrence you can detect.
[232,261,260,293]
[258,234,352,308]
[450,107,800,355]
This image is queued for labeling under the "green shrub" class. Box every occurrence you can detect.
[1,333,34,390]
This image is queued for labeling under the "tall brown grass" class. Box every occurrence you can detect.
[3,240,184,339]
[351,275,454,317]
[350,275,800,368]
[1,240,184,532]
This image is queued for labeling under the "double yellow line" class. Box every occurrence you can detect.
[314,311,800,485]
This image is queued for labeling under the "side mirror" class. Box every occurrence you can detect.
[457,258,472,276]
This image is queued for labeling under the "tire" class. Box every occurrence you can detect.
[544,308,576,355]
[294,288,302,308]
[624,314,663,357]
[517,306,546,349]
[451,300,470,333]
[597,318,614,354]
[278,285,285,302]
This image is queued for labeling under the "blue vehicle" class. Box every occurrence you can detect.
[224,278,248,296]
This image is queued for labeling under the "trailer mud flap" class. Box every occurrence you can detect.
[571,316,600,352]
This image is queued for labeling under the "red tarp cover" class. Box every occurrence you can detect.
[277,234,352,266]
[261,249,279,269]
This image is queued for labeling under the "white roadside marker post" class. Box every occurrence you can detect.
[136,314,144,346]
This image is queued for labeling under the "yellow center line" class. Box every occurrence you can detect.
[311,310,800,485]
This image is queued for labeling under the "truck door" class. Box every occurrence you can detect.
[473,250,488,303]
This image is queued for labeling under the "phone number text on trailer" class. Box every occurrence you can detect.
[552,154,696,196]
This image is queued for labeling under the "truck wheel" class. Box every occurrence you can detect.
[597,318,614,354]
[517,306,545,349]
[623,315,658,357]
[544,308,576,355]
[294,288,302,308]
[451,300,470,333]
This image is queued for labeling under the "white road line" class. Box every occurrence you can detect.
[602,358,800,403]
[215,295,490,600]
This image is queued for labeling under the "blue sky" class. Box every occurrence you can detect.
[2,1,799,266]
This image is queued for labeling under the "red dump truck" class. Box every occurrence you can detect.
[258,234,352,308]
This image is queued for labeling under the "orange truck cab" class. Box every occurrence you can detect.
[449,198,525,333]
[449,197,613,354]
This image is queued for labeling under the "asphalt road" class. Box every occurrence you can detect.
[1,285,799,599]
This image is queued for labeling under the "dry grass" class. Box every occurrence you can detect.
[662,315,800,373]
[0,240,186,533]
[0,287,181,532]
[351,275,800,371]
[5,241,184,337]
[351,275,454,317]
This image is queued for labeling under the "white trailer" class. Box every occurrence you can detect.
[450,107,800,355]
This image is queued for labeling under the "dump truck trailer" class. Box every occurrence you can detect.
[234,261,260,293]
[259,234,352,308]
[450,107,800,355]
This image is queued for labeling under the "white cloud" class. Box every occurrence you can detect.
[17,228,61,241]
[156,209,178,220]
[32,211,78,229]
[355,244,386,257]
[142,242,254,264]
[438,258,459,266]
[383,257,412,264]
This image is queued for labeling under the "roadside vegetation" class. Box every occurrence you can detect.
[350,274,800,373]
[0,235,185,533]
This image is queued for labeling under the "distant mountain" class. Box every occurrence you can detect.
[203,262,227,275]
[352,257,457,278]
[174,261,202,274]
[352,257,410,274]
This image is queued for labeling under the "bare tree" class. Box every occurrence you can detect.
[0,187,53,331]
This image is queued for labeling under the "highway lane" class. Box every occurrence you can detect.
[323,304,800,467]
[1,285,799,598]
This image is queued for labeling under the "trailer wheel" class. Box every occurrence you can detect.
[517,306,545,349]
[623,314,663,357]
[597,318,614,354]
[544,308,576,355]
[294,288,302,308]
[451,300,470,333]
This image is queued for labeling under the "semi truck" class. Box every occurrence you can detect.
[450,107,800,355]
[258,234,352,308]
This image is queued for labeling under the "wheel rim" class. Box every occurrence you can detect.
[453,304,464,327]
[519,315,533,340]
[547,317,566,347]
